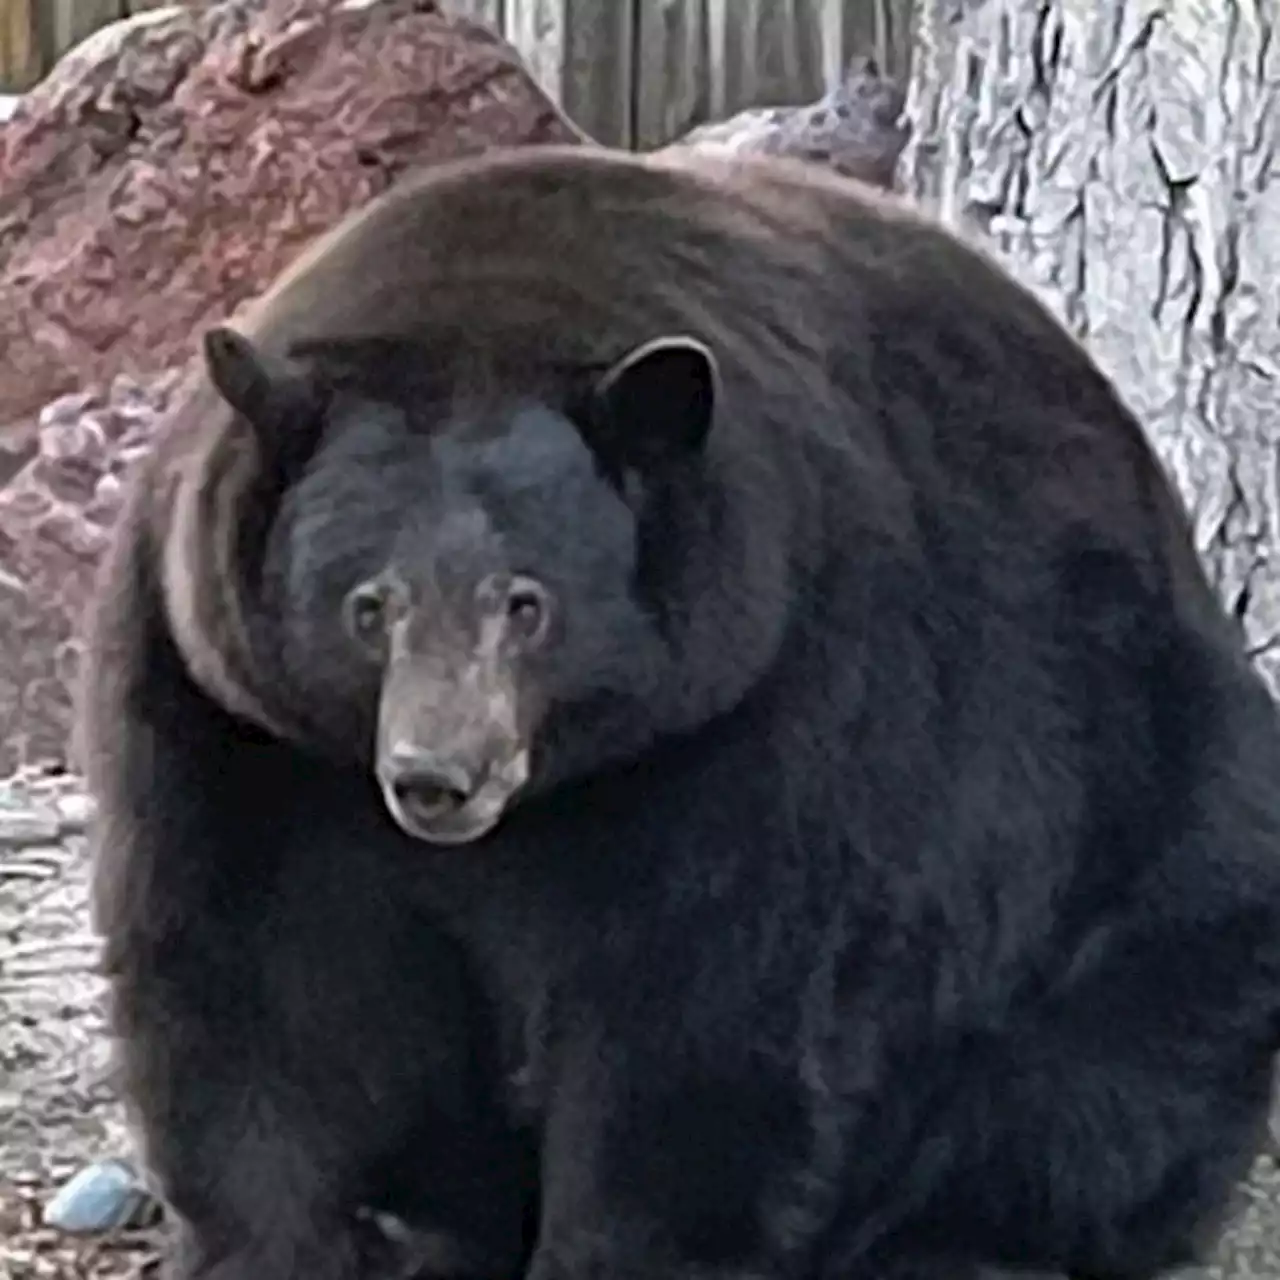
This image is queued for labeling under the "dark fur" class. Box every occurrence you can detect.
[79,261,545,1280]
[82,142,1280,1280]
[81,434,537,1280]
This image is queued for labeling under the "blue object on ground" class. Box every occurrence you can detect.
[43,1157,150,1234]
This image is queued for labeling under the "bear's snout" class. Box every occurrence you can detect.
[377,733,530,847]
[383,744,477,819]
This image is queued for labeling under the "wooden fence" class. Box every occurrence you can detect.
[0,0,913,148]
[0,0,166,91]
[449,0,913,148]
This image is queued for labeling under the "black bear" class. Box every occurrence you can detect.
[82,140,1280,1280]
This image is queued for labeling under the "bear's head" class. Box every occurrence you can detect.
[203,323,788,847]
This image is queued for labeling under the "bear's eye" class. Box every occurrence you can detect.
[343,581,391,653]
[505,575,552,648]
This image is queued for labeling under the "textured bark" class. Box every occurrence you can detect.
[901,0,1280,699]
[900,4,1280,1276]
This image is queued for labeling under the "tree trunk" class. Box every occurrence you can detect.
[900,3,1280,1277]
[900,0,1280,703]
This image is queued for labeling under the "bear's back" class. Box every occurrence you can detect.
[236,146,1173,533]
[236,145,842,420]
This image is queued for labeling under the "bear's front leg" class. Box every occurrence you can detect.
[524,1035,825,1280]
[128,1035,400,1280]
[168,1196,405,1280]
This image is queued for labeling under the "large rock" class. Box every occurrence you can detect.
[0,0,583,428]
[0,0,582,772]
[0,374,180,772]
[671,56,910,191]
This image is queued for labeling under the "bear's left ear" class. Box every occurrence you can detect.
[589,335,719,475]
[203,326,318,442]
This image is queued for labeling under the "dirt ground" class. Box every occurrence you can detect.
[4,771,1280,1280]
[0,768,161,1280]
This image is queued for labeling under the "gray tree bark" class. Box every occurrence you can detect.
[901,0,1280,700]
[900,3,1280,1277]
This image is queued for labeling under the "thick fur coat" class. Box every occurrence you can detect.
[81,144,1280,1280]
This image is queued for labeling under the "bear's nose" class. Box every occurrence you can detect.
[381,745,479,824]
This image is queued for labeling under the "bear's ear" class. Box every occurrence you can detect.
[203,326,316,436]
[589,335,719,474]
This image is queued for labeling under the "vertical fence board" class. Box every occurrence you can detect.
[559,0,637,148]
[815,0,913,86]
[44,0,127,70]
[0,0,40,89]
[702,0,744,121]
[443,0,506,33]
[700,0,826,125]
[505,0,635,147]
[633,0,706,150]
[874,0,914,81]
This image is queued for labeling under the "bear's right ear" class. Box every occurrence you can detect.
[588,334,719,477]
[203,326,316,437]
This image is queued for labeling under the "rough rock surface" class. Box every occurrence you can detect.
[0,0,582,776]
[0,0,582,426]
[0,376,182,776]
[672,55,911,191]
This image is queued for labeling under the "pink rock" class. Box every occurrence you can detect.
[0,376,180,770]
[0,0,582,427]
